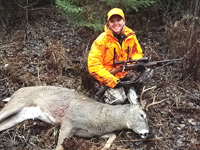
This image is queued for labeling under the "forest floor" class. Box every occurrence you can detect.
[0,5,200,150]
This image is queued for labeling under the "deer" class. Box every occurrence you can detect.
[0,86,151,150]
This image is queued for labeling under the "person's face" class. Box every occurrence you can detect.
[108,15,125,34]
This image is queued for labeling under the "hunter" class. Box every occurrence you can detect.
[88,8,145,104]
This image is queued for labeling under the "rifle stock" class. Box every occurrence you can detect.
[110,58,182,75]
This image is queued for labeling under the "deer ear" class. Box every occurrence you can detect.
[127,87,138,105]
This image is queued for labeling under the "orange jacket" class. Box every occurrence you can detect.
[88,26,143,88]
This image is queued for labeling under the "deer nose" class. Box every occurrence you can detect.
[140,133,148,139]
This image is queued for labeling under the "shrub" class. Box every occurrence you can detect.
[55,0,155,31]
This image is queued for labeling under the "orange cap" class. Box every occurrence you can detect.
[107,8,125,21]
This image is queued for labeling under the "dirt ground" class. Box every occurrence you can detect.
[0,5,200,150]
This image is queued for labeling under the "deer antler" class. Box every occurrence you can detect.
[145,96,168,111]
[140,86,168,111]
[140,86,157,109]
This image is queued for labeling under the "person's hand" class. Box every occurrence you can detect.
[137,65,146,72]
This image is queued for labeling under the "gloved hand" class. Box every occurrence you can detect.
[137,64,146,72]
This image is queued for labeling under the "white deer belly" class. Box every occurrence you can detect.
[17,107,57,125]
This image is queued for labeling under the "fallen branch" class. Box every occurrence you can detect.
[170,83,199,100]
[116,136,165,142]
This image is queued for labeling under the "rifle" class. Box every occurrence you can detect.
[110,57,182,75]
[115,57,149,65]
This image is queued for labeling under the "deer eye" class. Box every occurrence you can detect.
[140,114,144,118]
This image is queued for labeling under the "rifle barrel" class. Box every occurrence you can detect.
[155,58,182,64]
[115,57,148,65]
[110,58,182,75]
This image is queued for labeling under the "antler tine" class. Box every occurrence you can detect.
[146,96,168,111]
[140,86,157,109]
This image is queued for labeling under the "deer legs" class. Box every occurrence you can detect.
[101,133,117,150]
[0,105,26,131]
[56,121,73,150]
[0,106,55,131]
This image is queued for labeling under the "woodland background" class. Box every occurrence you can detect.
[0,0,200,150]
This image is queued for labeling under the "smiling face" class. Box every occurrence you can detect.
[108,15,125,34]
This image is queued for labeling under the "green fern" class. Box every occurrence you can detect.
[55,0,155,31]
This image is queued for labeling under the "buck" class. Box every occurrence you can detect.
[0,86,151,150]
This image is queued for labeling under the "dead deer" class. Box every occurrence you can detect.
[0,86,149,150]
